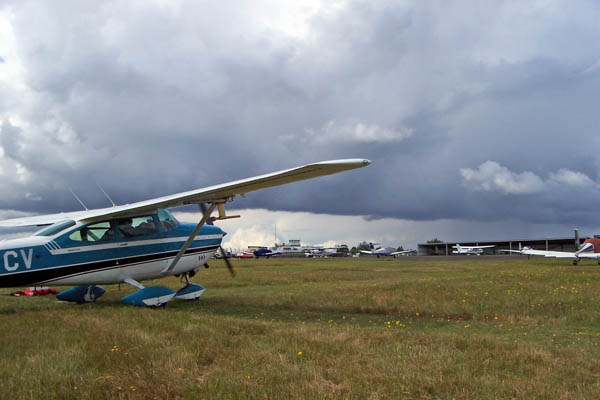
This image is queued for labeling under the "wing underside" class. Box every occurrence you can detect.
[0,159,371,228]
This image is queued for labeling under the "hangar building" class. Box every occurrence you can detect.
[418,235,592,256]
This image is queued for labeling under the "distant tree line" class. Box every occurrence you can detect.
[427,238,444,243]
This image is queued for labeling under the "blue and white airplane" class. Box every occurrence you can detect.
[253,248,281,258]
[0,159,370,306]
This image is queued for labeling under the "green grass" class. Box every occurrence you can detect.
[2,256,600,399]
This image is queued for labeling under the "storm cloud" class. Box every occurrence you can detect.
[1,0,600,241]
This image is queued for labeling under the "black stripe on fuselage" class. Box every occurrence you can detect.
[0,245,219,287]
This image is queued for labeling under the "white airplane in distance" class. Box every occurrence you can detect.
[359,243,415,258]
[452,244,496,255]
[304,246,344,258]
[0,159,371,307]
[502,237,600,265]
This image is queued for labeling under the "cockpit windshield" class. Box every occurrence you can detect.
[158,209,180,232]
[34,220,76,237]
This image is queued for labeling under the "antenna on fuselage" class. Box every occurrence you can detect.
[69,188,88,210]
[96,182,117,207]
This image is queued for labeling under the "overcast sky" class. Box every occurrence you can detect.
[1,0,600,249]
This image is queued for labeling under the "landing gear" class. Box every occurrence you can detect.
[121,278,175,307]
[178,271,194,285]
[175,283,206,301]
[175,272,206,301]
[573,259,579,266]
[56,285,106,303]
[84,285,97,302]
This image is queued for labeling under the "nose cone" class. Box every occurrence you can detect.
[205,224,226,236]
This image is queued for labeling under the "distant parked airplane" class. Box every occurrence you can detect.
[252,248,281,258]
[503,234,600,265]
[235,252,254,259]
[304,246,343,258]
[452,244,495,255]
[360,243,415,258]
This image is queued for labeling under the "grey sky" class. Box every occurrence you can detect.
[1,1,600,247]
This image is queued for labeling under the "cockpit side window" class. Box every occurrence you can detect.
[69,221,114,242]
[117,215,157,238]
[158,209,180,232]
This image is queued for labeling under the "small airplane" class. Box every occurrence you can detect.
[0,159,370,306]
[252,248,281,258]
[452,244,496,255]
[359,243,414,258]
[304,246,340,258]
[502,231,600,265]
[235,251,255,259]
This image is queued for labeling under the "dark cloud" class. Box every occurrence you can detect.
[1,0,600,235]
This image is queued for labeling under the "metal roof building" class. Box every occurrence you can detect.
[417,235,588,256]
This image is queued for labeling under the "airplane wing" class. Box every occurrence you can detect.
[577,252,600,259]
[0,158,371,227]
[499,248,575,258]
[455,245,495,250]
[522,249,577,258]
[502,248,600,259]
[390,250,414,255]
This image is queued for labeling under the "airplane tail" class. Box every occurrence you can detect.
[576,242,593,254]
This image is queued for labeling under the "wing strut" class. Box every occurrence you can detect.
[162,202,217,276]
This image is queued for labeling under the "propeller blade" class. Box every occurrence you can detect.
[201,204,234,276]
[199,203,214,225]
[220,246,235,277]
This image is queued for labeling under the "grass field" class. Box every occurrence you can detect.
[2,256,600,399]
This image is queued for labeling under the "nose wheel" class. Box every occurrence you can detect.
[179,271,197,285]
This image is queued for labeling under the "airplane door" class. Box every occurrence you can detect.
[115,215,167,276]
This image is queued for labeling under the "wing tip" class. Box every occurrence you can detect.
[316,158,372,168]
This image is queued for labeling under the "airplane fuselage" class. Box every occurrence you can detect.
[0,210,224,288]
[453,249,484,255]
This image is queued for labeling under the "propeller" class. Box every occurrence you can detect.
[200,203,235,277]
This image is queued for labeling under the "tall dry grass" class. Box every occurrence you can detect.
[1,256,599,399]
